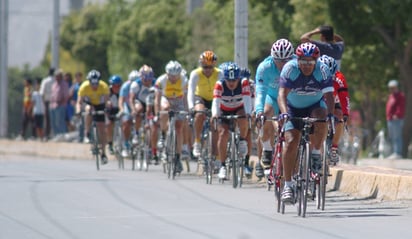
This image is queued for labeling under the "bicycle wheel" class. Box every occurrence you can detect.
[166,128,176,179]
[319,140,328,210]
[143,127,151,172]
[231,134,238,188]
[301,142,310,218]
[273,143,283,213]
[92,123,100,171]
[115,121,124,170]
[131,144,137,170]
[204,131,213,184]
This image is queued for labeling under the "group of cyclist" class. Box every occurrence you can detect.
[75,25,350,205]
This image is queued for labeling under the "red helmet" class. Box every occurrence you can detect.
[296,42,320,58]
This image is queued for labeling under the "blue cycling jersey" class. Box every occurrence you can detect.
[119,80,132,113]
[279,59,333,109]
[254,56,282,114]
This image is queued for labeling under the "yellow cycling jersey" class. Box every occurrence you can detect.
[192,67,221,101]
[155,73,187,98]
[78,80,110,105]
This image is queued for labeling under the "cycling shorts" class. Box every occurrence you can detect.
[284,100,326,131]
[219,106,244,125]
[194,95,212,110]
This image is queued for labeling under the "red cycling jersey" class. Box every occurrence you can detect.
[333,71,350,116]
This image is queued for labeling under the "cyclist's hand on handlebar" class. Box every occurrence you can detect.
[278,113,289,126]
[255,112,263,129]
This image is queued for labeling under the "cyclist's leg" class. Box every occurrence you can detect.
[84,105,92,142]
[331,106,344,161]
[217,120,230,178]
[193,97,207,157]
[133,101,144,143]
[261,103,275,167]
[281,127,301,202]
[106,118,115,154]
[236,108,249,156]
[310,106,328,172]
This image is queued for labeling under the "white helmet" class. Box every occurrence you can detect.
[165,60,182,75]
[271,38,294,59]
[128,70,140,81]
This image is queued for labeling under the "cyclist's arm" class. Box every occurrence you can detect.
[277,87,290,114]
[211,82,222,118]
[335,73,350,116]
[187,71,198,110]
[241,79,252,116]
[254,68,268,115]
[129,82,138,114]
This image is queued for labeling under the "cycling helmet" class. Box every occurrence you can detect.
[139,64,154,80]
[87,69,101,85]
[165,60,182,75]
[296,42,320,58]
[218,61,232,71]
[240,67,251,79]
[128,70,140,81]
[271,39,294,59]
[109,75,122,85]
[199,50,218,66]
[318,55,338,75]
[223,62,241,81]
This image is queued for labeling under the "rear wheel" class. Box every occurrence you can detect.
[231,136,238,188]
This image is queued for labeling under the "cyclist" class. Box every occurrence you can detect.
[154,60,188,173]
[301,25,344,69]
[277,43,334,203]
[118,70,140,157]
[212,62,252,180]
[318,55,350,164]
[254,38,295,178]
[129,65,158,163]
[187,50,222,159]
[106,75,122,155]
[76,69,110,164]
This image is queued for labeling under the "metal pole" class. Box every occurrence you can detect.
[0,0,9,138]
[52,0,60,69]
[234,0,248,68]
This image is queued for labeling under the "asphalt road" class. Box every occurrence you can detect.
[1,155,412,239]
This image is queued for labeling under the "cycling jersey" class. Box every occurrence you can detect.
[212,78,252,116]
[254,56,282,114]
[187,67,222,109]
[130,78,156,103]
[119,80,133,113]
[155,73,187,99]
[279,59,333,109]
[333,71,350,116]
[78,80,109,105]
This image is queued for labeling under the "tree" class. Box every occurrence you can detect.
[327,0,412,156]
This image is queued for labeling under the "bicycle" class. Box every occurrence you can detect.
[264,116,285,213]
[193,109,215,184]
[284,116,327,217]
[112,114,125,170]
[215,115,250,188]
[159,110,189,179]
[133,113,151,172]
[81,110,106,171]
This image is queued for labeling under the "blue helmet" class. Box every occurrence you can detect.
[240,67,251,79]
[218,61,232,71]
[223,62,241,81]
[109,75,122,85]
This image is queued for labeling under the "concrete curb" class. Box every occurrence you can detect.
[2,139,412,201]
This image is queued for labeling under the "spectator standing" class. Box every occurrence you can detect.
[301,25,344,69]
[64,72,75,132]
[19,78,34,140]
[386,79,406,159]
[40,67,55,139]
[49,69,69,136]
[32,78,45,141]
[70,72,85,142]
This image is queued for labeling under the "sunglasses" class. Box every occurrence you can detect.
[274,58,291,63]
[202,65,214,69]
[225,78,238,82]
[298,59,316,65]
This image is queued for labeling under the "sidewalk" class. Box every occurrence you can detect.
[1,139,412,201]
